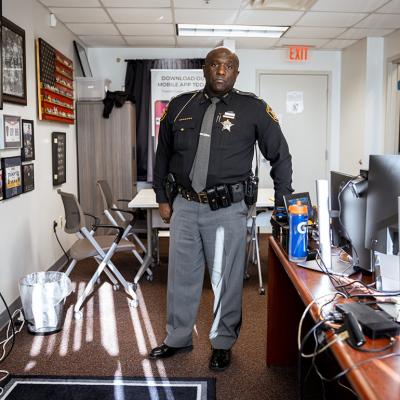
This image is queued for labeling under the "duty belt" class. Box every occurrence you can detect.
[177,182,245,210]
[178,187,209,203]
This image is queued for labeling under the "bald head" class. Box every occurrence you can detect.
[203,47,240,96]
[205,47,239,69]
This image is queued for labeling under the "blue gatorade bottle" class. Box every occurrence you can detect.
[288,200,308,262]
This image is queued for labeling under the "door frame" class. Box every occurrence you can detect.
[384,56,400,154]
[256,70,332,178]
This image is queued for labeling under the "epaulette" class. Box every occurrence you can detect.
[234,89,264,102]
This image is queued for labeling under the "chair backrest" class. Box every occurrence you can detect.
[97,179,114,210]
[57,189,86,234]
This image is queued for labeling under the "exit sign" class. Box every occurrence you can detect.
[288,46,309,62]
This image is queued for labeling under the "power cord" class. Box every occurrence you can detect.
[0,292,25,395]
[0,292,15,364]
[53,221,70,266]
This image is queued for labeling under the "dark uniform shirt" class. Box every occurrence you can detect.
[153,88,293,206]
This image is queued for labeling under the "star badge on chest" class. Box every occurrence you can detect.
[221,119,234,132]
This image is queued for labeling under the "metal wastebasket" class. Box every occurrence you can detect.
[19,271,72,335]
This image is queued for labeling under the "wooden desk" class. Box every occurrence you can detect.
[267,237,400,400]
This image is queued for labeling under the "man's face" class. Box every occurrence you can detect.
[203,48,239,96]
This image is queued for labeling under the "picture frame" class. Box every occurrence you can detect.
[2,17,27,105]
[73,40,92,77]
[283,192,313,219]
[21,119,35,161]
[0,114,21,148]
[22,162,34,192]
[1,156,22,199]
[0,1,3,110]
[0,168,3,201]
[52,132,66,186]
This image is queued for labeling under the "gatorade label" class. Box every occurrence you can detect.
[289,213,308,261]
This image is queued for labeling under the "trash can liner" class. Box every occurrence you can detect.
[19,271,72,333]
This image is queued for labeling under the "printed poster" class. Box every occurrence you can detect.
[286,91,304,114]
[151,69,205,150]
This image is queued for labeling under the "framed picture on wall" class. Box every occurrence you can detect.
[52,132,66,186]
[73,40,92,77]
[0,1,3,110]
[0,168,3,201]
[1,156,22,199]
[0,114,21,148]
[2,17,27,105]
[21,119,34,161]
[22,162,34,192]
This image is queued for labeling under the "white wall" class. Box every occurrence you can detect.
[0,0,78,314]
[89,46,342,172]
[340,40,367,175]
[383,29,400,154]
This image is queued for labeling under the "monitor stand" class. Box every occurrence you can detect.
[297,258,356,277]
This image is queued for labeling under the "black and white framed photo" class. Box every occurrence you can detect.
[22,162,34,192]
[73,40,92,77]
[2,17,27,105]
[0,1,3,110]
[0,168,3,201]
[21,119,34,161]
[52,131,66,186]
[1,156,22,199]
[0,114,21,149]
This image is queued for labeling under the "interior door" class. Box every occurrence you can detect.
[258,73,329,204]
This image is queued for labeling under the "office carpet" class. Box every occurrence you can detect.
[0,234,298,400]
[0,375,215,400]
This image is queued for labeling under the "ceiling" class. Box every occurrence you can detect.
[36,0,400,50]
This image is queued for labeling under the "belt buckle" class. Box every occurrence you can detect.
[198,192,208,203]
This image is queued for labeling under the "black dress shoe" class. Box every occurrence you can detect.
[209,348,231,371]
[149,343,193,359]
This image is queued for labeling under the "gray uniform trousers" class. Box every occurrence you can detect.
[164,194,248,350]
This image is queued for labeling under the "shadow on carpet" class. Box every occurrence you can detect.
[0,375,216,400]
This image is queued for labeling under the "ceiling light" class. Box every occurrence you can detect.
[177,24,289,38]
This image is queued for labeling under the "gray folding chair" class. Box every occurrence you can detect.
[96,179,153,282]
[58,189,139,320]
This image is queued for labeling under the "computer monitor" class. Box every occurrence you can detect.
[330,171,371,272]
[330,171,354,247]
[365,155,400,256]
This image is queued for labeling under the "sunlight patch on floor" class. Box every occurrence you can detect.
[59,304,73,356]
[128,301,148,356]
[85,296,94,343]
[29,335,43,357]
[73,282,85,352]
[99,283,119,356]
[46,333,56,355]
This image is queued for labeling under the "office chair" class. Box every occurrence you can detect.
[58,189,139,320]
[245,206,268,295]
[96,179,153,282]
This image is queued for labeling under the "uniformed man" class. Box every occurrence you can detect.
[151,47,293,371]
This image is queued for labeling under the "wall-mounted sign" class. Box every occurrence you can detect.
[288,46,309,62]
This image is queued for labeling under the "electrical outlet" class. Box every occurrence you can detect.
[58,215,64,228]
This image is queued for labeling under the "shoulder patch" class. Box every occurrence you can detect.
[160,104,169,122]
[266,104,279,123]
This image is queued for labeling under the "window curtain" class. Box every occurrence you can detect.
[125,58,204,182]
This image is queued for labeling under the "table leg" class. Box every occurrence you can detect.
[133,209,153,285]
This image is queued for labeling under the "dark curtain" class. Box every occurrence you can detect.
[125,58,204,182]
